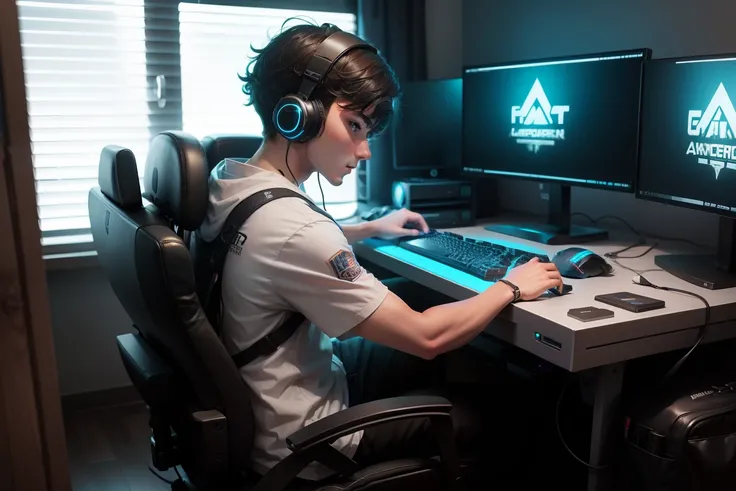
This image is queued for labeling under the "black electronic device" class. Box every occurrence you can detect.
[461,48,651,245]
[396,230,573,298]
[553,247,613,279]
[392,178,475,228]
[567,307,615,322]
[393,78,462,175]
[594,291,665,313]
[624,367,736,491]
[636,52,736,290]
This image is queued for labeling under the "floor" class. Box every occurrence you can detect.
[64,401,174,491]
[62,388,592,491]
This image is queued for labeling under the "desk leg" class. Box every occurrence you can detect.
[587,362,625,491]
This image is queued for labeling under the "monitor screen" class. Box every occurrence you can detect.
[637,54,736,219]
[392,78,461,171]
[462,49,649,192]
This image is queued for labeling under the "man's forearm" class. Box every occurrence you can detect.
[418,282,515,356]
[342,221,377,244]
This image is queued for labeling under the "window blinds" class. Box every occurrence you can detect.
[17,0,166,251]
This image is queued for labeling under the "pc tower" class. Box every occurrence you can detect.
[637,53,736,290]
[461,49,651,245]
[391,178,476,228]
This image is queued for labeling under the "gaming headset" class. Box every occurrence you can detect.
[272,25,378,143]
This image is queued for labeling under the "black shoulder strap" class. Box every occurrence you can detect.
[217,187,340,250]
[208,187,338,368]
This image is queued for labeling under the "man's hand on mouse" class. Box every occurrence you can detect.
[369,208,430,240]
[504,257,564,301]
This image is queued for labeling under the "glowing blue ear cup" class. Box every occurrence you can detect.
[274,98,306,141]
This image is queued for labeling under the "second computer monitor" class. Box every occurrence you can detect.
[637,53,736,289]
[393,78,462,174]
[462,49,650,244]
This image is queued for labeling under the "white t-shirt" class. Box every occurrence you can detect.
[197,158,389,480]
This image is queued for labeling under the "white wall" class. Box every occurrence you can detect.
[425,0,462,79]
[47,267,134,396]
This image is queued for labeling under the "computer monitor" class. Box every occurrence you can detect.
[637,53,736,290]
[461,48,651,245]
[392,78,461,175]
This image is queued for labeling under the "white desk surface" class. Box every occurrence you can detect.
[353,221,736,372]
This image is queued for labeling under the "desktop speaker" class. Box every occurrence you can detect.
[392,178,476,228]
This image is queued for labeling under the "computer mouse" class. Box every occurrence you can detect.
[553,247,613,279]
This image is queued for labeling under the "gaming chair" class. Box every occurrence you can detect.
[88,130,465,491]
[200,133,262,172]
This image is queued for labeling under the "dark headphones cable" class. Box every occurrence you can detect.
[316,173,327,211]
[283,141,327,211]
[284,141,298,185]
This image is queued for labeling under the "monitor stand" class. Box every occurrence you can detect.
[485,184,608,245]
[654,216,736,290]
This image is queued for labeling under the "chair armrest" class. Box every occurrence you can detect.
[255,395,459,491]
[116,332,180,408]
[287,395,452,452]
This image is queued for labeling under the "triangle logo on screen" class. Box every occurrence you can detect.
[510,79,571,153]
[686,82,736,179]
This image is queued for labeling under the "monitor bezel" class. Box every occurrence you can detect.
[391,77,462,172]
[634,51,736,220]
[460,47,652,193]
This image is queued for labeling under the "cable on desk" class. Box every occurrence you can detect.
[555,380,610,470]
[604,240,661,275]
[632,274,712,382]
[571,212,708,249]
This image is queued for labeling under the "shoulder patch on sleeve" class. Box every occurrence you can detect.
[327,249,363,282]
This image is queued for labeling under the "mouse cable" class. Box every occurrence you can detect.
[604,240,661,276]
[633,274,711,382]
[555,380,610,470]
[605,238,653,259]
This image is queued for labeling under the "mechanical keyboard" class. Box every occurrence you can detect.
[397,230,570,295]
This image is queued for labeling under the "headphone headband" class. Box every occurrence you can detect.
[296,30,377,100]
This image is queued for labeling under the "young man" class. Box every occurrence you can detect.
[197,22,563,481]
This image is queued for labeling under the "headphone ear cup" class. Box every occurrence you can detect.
[312,99,327,139]
[299,99,326,142]
[273,95,307,141]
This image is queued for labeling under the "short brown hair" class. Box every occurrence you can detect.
[239,21,401,140]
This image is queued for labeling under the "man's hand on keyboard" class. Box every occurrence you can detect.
[370,208,430,240]
[505,257,564,301]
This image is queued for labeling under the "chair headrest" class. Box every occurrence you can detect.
[98,145,142,209]
[200,133,262,171]
[142,131,209,230]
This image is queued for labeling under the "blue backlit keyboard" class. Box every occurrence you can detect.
[398,229,549,281]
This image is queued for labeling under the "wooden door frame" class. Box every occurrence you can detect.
[0,0,71,489]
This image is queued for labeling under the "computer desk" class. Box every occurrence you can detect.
[351,221,736,491]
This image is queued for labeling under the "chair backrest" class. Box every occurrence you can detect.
[191,133,262,326]
[201,133,262,171]
[88,131,256,478]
